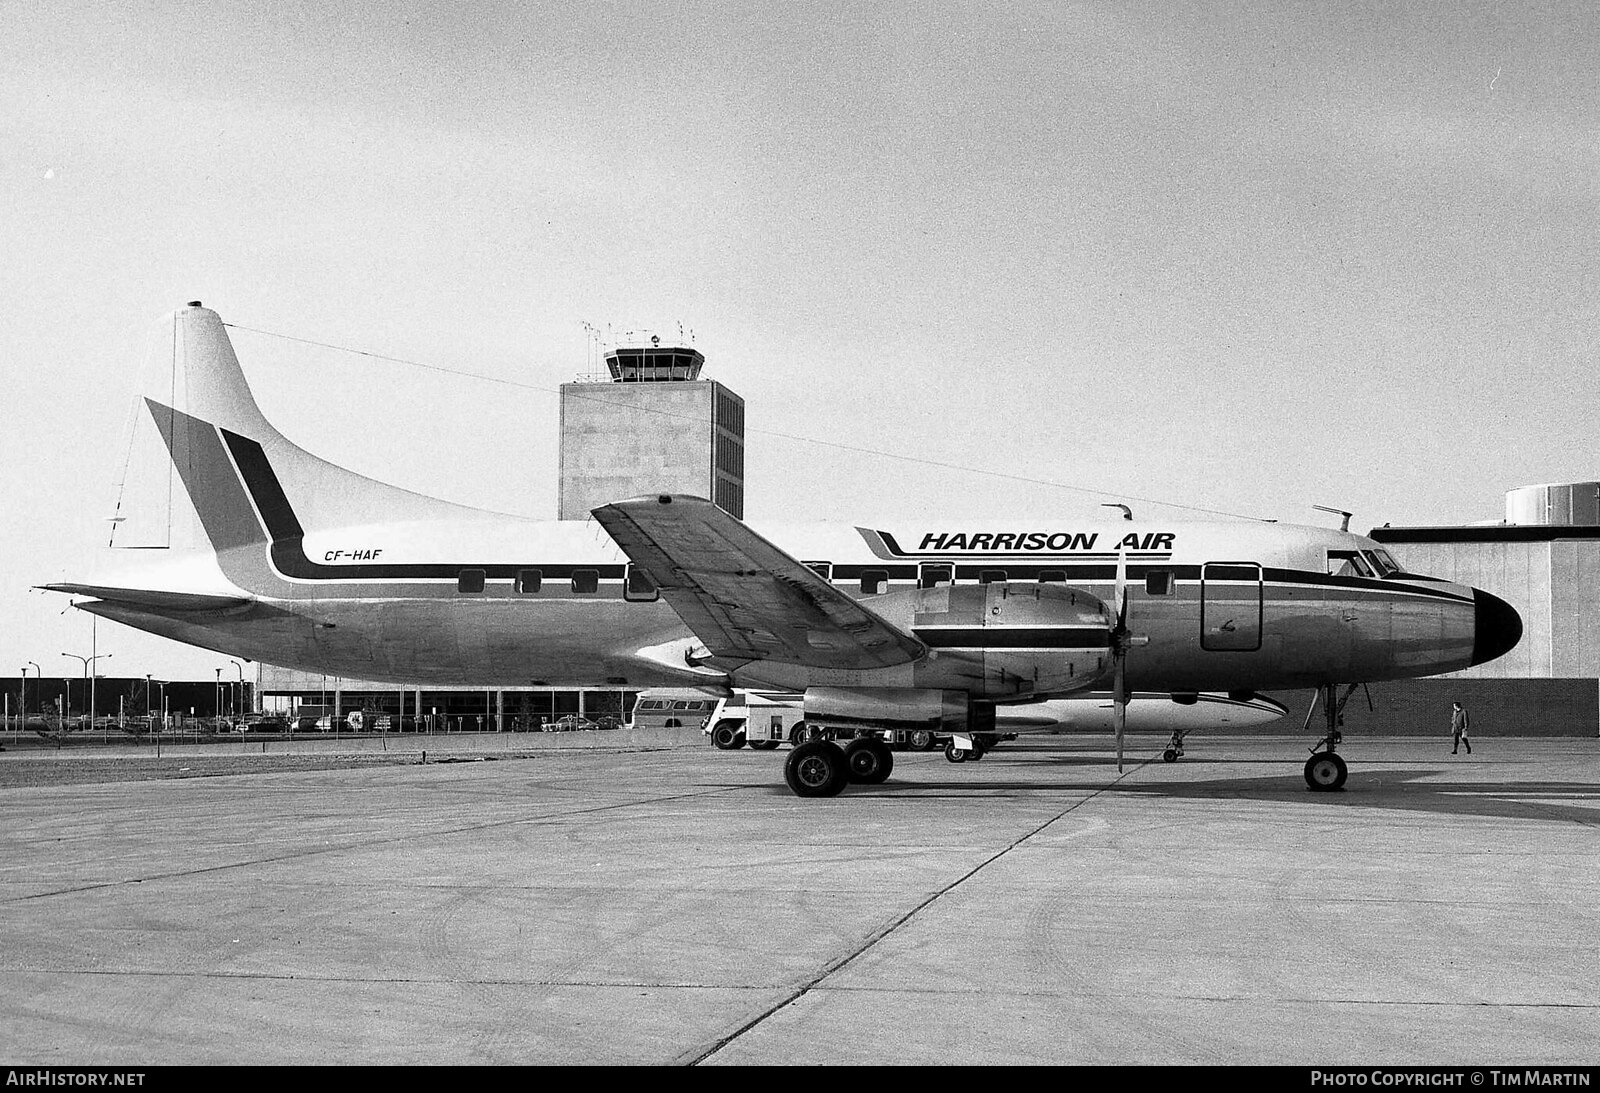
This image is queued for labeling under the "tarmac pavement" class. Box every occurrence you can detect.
[0,732,1596,1065]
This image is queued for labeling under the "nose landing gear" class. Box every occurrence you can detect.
[1304,683,1356,791]
[1161,729,1191,763]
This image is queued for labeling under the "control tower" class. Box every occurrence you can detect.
[558,335,745,520]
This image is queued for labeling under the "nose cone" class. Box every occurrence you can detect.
[1471,589,1523,667]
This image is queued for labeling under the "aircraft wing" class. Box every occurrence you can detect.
[592,495,926,670]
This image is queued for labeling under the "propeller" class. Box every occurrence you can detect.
[1109,552,1148,773]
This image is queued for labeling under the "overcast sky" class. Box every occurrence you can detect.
[3,2,1597,681]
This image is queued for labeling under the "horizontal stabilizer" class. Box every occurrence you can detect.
[593,495,925,670]
[38,583,252,612]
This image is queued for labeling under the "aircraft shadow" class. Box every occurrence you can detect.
[837,754,1600,826]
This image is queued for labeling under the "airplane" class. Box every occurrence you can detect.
[42,303,1523,797]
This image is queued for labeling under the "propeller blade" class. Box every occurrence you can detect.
[1113,550,1129,628]
[1111,549,1129,772]
[1113,655,1126,773]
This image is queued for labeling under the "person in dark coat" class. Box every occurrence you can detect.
[1451,701,1472,755]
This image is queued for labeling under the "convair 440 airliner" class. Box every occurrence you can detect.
[45,303,1522,797]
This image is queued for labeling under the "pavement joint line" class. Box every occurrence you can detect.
[681,754,1161,1066]
[7,969,1597,1011]
[0,783,744,906]
[3,967,774,990]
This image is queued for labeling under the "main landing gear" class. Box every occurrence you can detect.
[783,736,894,798]
[1303,683,1357,791]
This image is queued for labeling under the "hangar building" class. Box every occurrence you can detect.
[1321,481,1600,738]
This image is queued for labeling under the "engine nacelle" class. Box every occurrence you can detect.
[869,582,1116,696]
[803,687,996,735]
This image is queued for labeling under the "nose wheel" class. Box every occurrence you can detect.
[1161,729,1191,763]
[1304,750,1348,790]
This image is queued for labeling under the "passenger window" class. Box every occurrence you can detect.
[1038,570,1066,583]
[624,564,659,602]
[861,569,888,594]
[979,569,1007,584]
[516,568,542,594]
[571,569,599,594]
[458,569,486,594]
[1145,571,1173,596]
[919,563,954,589]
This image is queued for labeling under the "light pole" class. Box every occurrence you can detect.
[21,662,39,730]
[214,667,222,728]
[229,660,245,721]
[61,652,111,730]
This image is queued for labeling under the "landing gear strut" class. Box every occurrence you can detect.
[1303,682,1354,791]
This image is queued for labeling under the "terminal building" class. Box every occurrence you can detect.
[253,334,744,730]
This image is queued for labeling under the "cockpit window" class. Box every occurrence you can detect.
[1366,548,1402,576]
[1326,550,1372,578]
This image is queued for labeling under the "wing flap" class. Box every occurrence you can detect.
[592,496,925,670]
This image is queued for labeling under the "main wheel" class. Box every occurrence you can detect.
[1304,751,1348,791]
[711,720,745,750]
[785,740,848,797]
[843,738,894,784]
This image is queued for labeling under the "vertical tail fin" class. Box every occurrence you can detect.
[148,301,286,446]
[118,302,498,559]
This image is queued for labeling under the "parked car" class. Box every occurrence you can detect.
[548,715,596,732]
[591,716,624,731]
[240,716,288,733]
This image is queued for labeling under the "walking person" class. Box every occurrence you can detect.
[1451,701,1472,754]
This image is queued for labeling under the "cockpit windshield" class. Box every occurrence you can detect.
[1365,548,1403,577]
